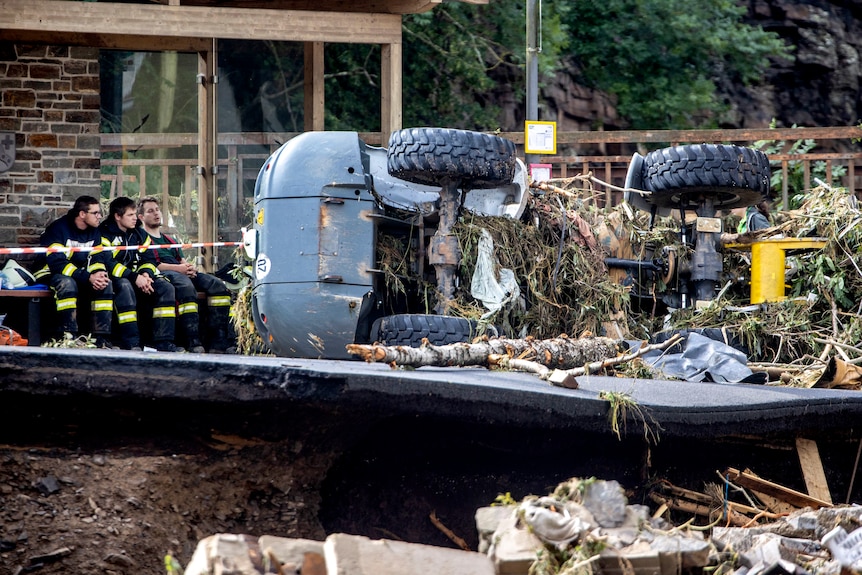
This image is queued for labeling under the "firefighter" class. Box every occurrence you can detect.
[99,197,183,352]
[33,195,114,347]
[137,196,235,353]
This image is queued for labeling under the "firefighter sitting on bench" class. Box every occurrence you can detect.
[137,196,235,354]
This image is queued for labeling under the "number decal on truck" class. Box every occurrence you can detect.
[255,253,271,280]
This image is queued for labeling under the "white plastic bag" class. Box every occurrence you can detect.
[470,229,520,319]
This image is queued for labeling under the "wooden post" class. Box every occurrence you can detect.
[381,41,402,139]
[304,41,325,132]
[197,41,216,272]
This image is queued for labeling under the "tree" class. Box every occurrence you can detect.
[562,0,789,129]
[400,2,569,130]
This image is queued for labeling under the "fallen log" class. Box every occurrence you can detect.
[347,335,621,369]
[491,333,683,387]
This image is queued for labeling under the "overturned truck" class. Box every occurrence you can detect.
[247,128,770,359]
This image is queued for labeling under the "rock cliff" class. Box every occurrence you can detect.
[529,0,862,143]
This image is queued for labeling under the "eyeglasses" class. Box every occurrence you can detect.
[87,210,102,215]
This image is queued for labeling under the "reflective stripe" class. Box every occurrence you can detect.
[34,264,50,279]
[153,306,176,319]
[91,300,113,312]
[61,263,77,276]
[117,310,137,324]
[178,302,199,315]
[138,263,158,275]
[208,295,232,307]
[111,262,128,277]
[87,262,107,273]
[56,297,76,311]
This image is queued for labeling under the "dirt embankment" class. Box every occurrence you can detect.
[0,439,333,575]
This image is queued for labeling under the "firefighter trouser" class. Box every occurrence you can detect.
[193,272,233,349]
[165,270,232,350]
[164,270,202,348]
[50,274,113,337]
[113,276,178,348]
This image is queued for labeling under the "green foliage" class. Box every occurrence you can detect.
[562,0,789,129]
[42,333,97,349]
[598,390,660,443]
[324,44,382,132]
[401,2,570,130]
[491,492,518,506]
[753,121,848,208]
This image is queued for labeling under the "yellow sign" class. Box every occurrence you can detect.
[524,121,557,154]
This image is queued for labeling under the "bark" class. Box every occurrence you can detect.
[346,336,622,369]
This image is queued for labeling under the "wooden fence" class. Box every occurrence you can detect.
[500,126,862,209]
[100,126,862,232]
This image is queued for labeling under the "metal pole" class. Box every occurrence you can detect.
[526,0,539,167]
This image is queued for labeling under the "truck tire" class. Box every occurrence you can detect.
[374,314,479,346]
[642,144,771,210]
[387,128,516,189]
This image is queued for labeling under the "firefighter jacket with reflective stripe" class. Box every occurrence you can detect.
[99,220,161,281]
[35,211,111,282]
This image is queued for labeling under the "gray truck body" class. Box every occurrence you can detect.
[249,131,526,358]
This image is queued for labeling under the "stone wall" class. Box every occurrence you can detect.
[0,43,100,256]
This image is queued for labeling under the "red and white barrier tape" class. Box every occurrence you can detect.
[0,241,244,256]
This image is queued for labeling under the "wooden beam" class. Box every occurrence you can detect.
[796,438,833,504]
[724,467,832,509]
[380,42,402,137]
[0,0,402,44]
[303,42,325,132]
[178,0,450,14]
[0,30,211,52]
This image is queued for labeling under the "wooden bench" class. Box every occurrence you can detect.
[0,288,52,346]
[0,288,208,346]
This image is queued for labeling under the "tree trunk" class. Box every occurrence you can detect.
[346,336,621,369]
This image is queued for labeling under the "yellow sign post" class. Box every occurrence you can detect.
[524,121,557,155]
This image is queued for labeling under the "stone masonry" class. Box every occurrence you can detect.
[0,42,101,258]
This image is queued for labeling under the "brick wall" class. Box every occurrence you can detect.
[0,43,100,260]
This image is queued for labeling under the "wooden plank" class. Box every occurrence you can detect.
[796,438,833,504]
[1,0,403,45]
[724,467,832,509]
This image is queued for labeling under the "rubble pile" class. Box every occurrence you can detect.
[479,477,862,575]
[176,476,862,575]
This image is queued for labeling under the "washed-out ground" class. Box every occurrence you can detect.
[4,407,862,575]
[4,351,862,575]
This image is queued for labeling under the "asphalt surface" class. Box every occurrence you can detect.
[3,346,861,439]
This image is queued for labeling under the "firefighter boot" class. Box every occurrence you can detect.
[206,297,233,352]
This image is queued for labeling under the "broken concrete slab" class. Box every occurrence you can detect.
[324,533,495,575]
[184,533,495,575]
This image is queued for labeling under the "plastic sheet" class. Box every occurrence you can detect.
[470,229,520,319]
